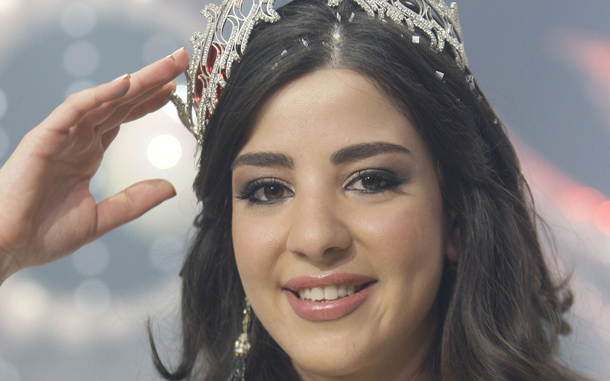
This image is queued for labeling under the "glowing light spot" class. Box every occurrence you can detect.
[584,41,610,90]
[4,280,48,324]
[60,3,97,38]
[147,134,182,169]
[73,279,112,317]
[0,0,18,13]
[72,241,110,277]
[560,187,605,223]
[595,201,610,236]
[63,41,100,77]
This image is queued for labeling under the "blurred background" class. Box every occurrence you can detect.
[0,0,609,379]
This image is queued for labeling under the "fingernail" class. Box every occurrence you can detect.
[167,47,185,61]
[113,73,131,82]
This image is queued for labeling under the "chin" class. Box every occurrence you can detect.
[290,348,371,379]
[264,296,440,380]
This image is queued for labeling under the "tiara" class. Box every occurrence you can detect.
[169,0,468,144]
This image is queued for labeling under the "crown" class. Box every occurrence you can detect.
[169,0,468,144]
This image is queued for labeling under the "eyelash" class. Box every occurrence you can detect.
[236,178,294,205]
[236,169,406,205]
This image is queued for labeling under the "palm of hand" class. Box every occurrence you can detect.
[0,121,106,269]
[0,49,189,277]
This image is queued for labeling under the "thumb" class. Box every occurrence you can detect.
[94,179,176,240]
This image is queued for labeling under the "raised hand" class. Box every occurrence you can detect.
[0,48,190,283]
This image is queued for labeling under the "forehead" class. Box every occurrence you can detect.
[241,69,427,158]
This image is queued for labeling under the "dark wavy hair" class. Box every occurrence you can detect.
[149,0,584,379]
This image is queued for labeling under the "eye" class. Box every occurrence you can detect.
[236,178,294,204]
[253,184,286,201]
[357,175,386,190]
[346,170,405,193]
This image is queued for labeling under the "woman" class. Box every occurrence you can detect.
[0,0,585,380]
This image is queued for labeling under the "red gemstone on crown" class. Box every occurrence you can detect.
[216,84,223,104]
[195,42,226,113]
[195,66,204,104]
[206,43,223,75]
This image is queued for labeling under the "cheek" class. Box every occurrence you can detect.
[353,201,447,341]
[358,202,445,261]
[232,212,286,293]
[354,199,447,299]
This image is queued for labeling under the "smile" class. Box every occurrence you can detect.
[282,273,377,321]
[295,283,373,302]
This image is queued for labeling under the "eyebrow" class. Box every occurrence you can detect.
[231,142,410,170]
[231,152,295,170]
[330,142,411,165]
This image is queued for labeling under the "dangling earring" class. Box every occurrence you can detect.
[228,297,252,381]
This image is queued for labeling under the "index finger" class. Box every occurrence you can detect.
[114,48,188,107]
[40,75,131,133]
[41,47,189,134]
[78,48,190,130]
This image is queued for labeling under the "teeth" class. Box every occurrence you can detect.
[296,284,365,301]
[311,287,324,301]
[338,285,347,297]
[304,288,311,300]
[347,285,355,296]
[324,285,338,300]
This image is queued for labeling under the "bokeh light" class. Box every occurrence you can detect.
[100,110,198,241]
[73,279,112,317]
[72,241,110,277]
[560,187,606,223]
[2,280,48,329]
[0,1,607,380]
[146,134,182,170]
[583,40,610,90]
[0,0,17,13]
[63,41,100,77]
[60,3,97,38]
[595,201,610,236]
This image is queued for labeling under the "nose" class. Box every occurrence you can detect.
[285,189,353,263]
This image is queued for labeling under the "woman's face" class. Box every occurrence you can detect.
[231,69,456,380]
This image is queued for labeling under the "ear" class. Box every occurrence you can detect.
[445,213,459,263]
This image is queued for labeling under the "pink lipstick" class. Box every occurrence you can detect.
[282,273,377,322]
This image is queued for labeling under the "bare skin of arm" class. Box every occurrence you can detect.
[0,48,190,284]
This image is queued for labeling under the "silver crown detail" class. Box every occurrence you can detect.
[170,0,468,144]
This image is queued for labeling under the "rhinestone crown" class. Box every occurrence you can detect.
[170,0,468,144]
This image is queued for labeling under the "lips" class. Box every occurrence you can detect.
[282,273,377,321]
